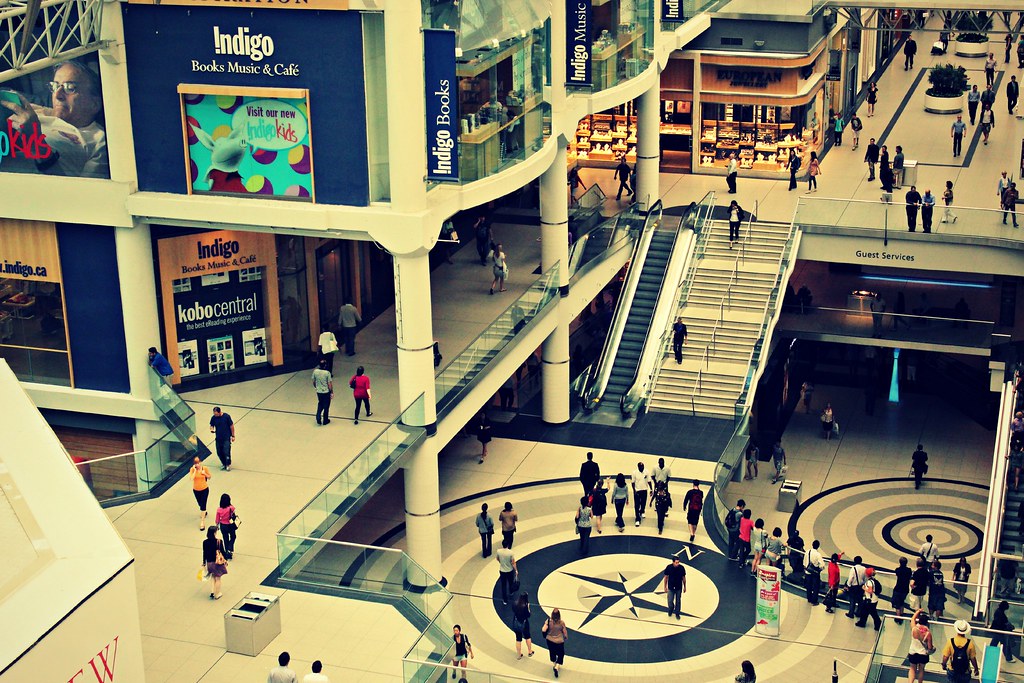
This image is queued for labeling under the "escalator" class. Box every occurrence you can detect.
[581,200,674,417]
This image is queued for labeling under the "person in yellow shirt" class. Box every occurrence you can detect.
[941,620,979,683]
[190,456,212,530]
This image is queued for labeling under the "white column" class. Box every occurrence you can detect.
[384,2,428,215]
[636,86,661,209]
[98,1,137,185]
[394,251,443,584]
[540,145,571,425]
[115,224,164,465]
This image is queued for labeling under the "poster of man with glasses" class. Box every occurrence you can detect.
[0,55,108,179]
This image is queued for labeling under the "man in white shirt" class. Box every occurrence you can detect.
[268,651,298,683]
[337,302,362,356]
[920,535,940,564]
[805,539,825,605]
[631,462,653,527]
[845,555,867,618]
[302,660,330,683]
[726,153,738,193]
[652,457,672,516]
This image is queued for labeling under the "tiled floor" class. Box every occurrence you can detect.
[114,27,1014,683]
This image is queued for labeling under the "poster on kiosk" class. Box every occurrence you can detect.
[755,564,781,636]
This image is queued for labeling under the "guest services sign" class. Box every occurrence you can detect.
[423,28,458,182]
[566,0,592,86]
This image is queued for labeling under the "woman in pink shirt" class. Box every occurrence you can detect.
[738,509,754,567]
[215,493,238,559]
[350,365,372,424]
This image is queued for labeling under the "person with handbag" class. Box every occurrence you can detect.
[349,366,371,425]
[542,608,569,678]
[908,609,935,683]
[511,592,535,659]
[215,493,240,560]
[575,496,593,555]
[475,503,494,558]
[317,325,338,374]
[201,526,228,600]
[489,243,508,295]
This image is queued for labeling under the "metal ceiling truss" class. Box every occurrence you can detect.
[0,0,106,83]
[835,8,1024,35]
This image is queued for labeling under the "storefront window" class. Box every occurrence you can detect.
[0,279,71,386]
[276,235,310,361]
[571,104,638,169]
[699,103,820,174]
[590,0,655,93]
[0,221,72,386]
[423,0,552,183]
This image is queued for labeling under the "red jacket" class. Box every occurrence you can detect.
[350,374,370,399]
[827,552,845,588]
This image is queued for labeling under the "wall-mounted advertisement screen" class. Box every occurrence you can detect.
[180,85,314,200]
[0,54,109,179]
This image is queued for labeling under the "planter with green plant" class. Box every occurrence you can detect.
[953,12,991,56]
[924,64,968,113]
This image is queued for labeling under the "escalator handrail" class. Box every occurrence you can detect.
[620,193,714,415]
[583,203,660,407]
[618,201,693,416]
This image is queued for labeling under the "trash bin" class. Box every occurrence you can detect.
[902,160,918,188]
[225,592,282,656]
[777,480,802,512]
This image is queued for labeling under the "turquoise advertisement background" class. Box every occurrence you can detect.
[184,93,313,199]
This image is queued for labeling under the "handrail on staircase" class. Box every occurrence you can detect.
[581,202,657,411]
[732,220,801,419]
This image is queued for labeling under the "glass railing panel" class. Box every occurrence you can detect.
[435,265,559,417]
[777,307,995,349]
[278,394,427,540]
[74,450,148,504]
[795,196,1024,241]
[0,346,72,386]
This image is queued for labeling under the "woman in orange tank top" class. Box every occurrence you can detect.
[190,456,212,529]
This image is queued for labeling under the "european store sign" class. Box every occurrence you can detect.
[566,0,592,86]
[127,0,348,10]
[662,0,683,22]
[423,29,459,182]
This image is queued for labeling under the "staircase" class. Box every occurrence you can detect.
[649,217,793,418]
[603,228,676,410]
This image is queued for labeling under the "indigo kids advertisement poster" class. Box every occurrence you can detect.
[183,92,313,200]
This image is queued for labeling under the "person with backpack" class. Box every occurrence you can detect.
[941,620,979,683]
[855,567,882,630]
[725,499,746,560]
[682,480,704,542]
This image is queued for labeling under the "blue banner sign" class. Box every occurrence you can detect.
[423,28,458,182]
[566,0,592,86]
[662,0,684,22]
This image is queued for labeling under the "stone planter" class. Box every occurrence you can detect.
[954,39,989,58]
[924,92,964,114]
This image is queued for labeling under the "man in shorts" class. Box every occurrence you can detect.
[682,480,704,543]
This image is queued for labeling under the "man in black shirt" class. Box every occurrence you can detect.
[910,557,932,611]
[892,557,913,618]
[209,406,235,470]
[906,186,922,231]
[579,451,601,495]
[614,158,633,201]
[911,444,928,489]
[864,138,879,181]
[672,317,687,364]
[663,556,687,619]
